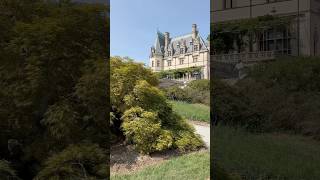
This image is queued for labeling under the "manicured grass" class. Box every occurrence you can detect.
[213,126,320,179]
[111,152,210,180]
[170,101,209,122]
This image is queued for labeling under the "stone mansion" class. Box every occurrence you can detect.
[149,24,210,80]
[212,0,320,57]
[211,0,320,78]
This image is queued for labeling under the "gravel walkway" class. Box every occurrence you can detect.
[190,122,210,148]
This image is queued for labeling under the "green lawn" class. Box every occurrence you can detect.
[213,126,320,180]
[170,101,209,122]
[111,152,210,180]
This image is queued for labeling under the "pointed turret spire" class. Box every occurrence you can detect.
[154,30,165,55]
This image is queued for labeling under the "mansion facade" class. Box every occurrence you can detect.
[211,0,320,78]
[212,0,320,57]
[149,24,210,80]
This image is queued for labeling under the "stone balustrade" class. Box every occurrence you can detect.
[211,51,275,64]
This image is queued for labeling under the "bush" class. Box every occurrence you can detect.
[124,80,169,112]
[111,58,203,154]
[164,86,191,102]
[212,79,260,131]
[175,131,203,152]
[111,57,158,111]
[185,87,210,105]
[124,80,174,125]
[36,144,108,179]
[188,79,210,91]
[155,130,174,151]
[121,107,173,154]
[187,79,210,105]
[213,57,320,138]
[163,79,210,105]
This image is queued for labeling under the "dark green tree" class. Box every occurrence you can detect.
[0,1,109,178]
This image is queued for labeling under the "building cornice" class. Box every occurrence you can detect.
[211,10,309,25]
[211,0,295,13]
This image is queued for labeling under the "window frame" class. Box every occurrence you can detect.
[194,45,199,51]
[179,58,184,65]
[223,0,233,9]
[193,56,198,62]
[180,48,184,54]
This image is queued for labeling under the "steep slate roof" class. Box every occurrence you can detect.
[153,31,209,57]
[154,31,165,54]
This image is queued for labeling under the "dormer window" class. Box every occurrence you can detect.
[177,43,180,48]
[194,45,198,51]
[168,51,171,56]
[180,48,184,54]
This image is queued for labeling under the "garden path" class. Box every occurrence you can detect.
[190,122,210,147]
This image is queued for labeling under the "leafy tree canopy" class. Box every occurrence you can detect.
[0,0,109,178]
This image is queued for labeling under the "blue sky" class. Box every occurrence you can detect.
[111,0,210,65]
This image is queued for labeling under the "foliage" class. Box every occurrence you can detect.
[213,57,320,138]
[110,57,158,111]
[41,100,80,140]
[121,107,173,154]
[248,57,320,92]
[174,131,203,152]
[0,160,19,179]
[211,15,292,53]
[186,80,210,105]
[111,58,203,154]
[156,66,202,79]
[36,144,108,180]
[124,80,173,124]
[213,15,291,33]
[75,58,109,147]
[211,79,259,131]
[0,1,109,178]
[164,79,210,105]
[187,79,210,91]
[164,86,191,102]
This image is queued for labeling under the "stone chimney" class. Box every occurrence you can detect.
[192,24,198,39]
[164,32,170,49]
